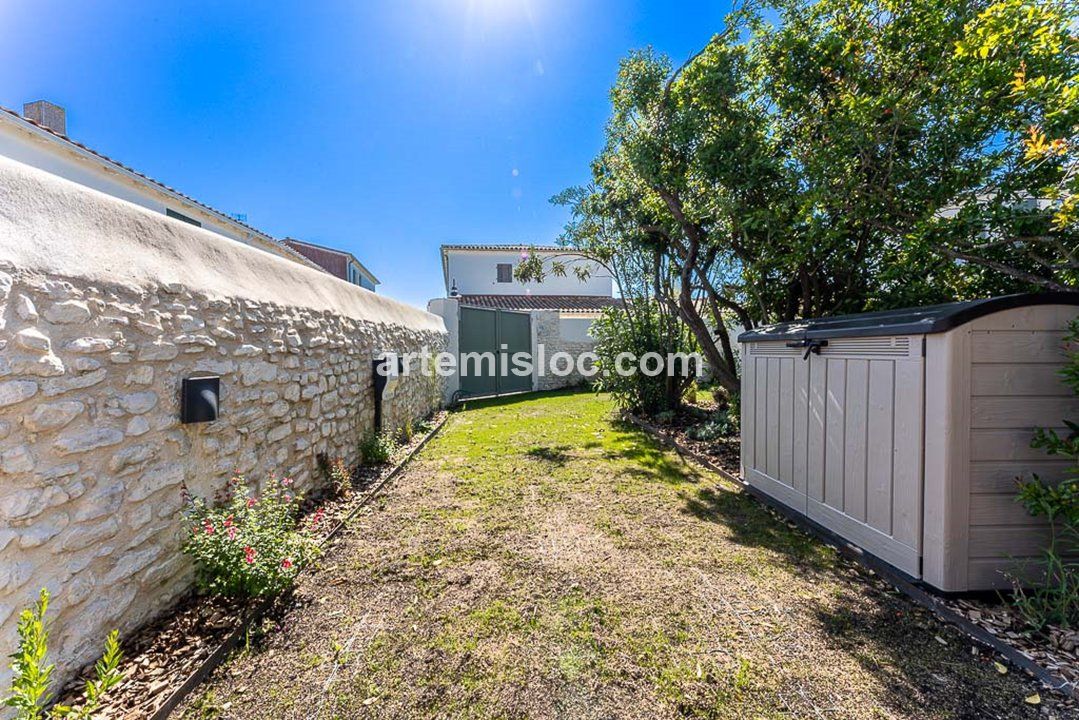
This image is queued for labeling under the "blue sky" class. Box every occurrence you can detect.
[0,1,731,307]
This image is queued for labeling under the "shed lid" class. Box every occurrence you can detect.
[738,292,1079,342]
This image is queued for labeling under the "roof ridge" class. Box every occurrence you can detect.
[0,106,318,270]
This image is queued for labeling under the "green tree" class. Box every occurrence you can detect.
[528,0,1077,393]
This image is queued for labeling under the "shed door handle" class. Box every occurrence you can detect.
[785,338,829,360]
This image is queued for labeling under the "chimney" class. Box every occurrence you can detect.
[23,100,66,136]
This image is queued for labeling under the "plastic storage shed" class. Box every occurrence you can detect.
[739,293,1079,592]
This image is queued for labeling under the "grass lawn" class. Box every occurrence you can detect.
[180,390,1053,719]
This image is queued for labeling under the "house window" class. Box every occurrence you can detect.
[496,263,513,283]
[166,208,201,228]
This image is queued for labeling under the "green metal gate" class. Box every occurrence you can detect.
[459,307,532,398]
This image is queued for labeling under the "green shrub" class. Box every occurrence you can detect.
[182,476,321,598]
[359,432,397,466]
[1011,317,1079,628]
[686,415,737,442]
[682,380,698,405]
[328,457,353,495]
[4,588,122,720]
[591,303,698,415]
[399,419,415,444]
[316,454,353,496]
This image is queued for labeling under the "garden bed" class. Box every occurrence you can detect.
[639,395,741,471]
[55,412,447,720]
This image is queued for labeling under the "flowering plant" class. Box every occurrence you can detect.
[181,475,322,598]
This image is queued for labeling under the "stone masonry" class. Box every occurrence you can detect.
[0,156,446,696]
[533,310,597,391]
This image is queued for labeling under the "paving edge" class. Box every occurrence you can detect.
[622,411,1079,701]
[150,413,450,720]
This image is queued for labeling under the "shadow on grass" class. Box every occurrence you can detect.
[525,445,572,465]
[682,485,835,570]
[807,591,1042,719]
[602,419,703,486]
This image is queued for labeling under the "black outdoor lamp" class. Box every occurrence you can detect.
[181,375,220,424]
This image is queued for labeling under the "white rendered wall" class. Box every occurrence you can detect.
[426,297,460,403]
[445,249,612,297]
[558,315,596,342]
[0,123,288,260]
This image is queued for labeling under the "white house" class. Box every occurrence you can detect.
[429,244,620,401]
[0,100,320,270]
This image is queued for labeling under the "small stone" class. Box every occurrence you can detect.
[118,391,158,415]
[44,300,91,324]
[0,445,35,473]
[128,462,185,502]
[65,337,115,354]
[108,443,157,473]
[54,427,124,456]
[24,400,84,433]
[0,380,38,407]
[0,561,33,593]
[240,360,277,385]
[13,294,37,320]
[0,270,12,300]
[9,354,65,377]
[125,416,151,436]
[176,315,205,332]
[60,518,120,552]
[0,489,44,521]
[136,341,179,361]
[74,482,124,521]
[14,328,51,353]
[125,366,154,385]
[42,369,105,396]
[73,357,102,374]
[18,512,70,549]
[267,422,293,443]
[175,333,216,347]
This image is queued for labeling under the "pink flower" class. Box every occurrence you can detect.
[227,526,237,541]
[309,508,325,530]
[283,493,293,503]
[224,515,234,528]
[281,477,293,487]
[244,546,256,564]
[281,558,293,570]
[203,520,215,535]
[246,497,257,508]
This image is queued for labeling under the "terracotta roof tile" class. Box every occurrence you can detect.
[458,294,621,313]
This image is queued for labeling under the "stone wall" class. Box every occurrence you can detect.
[0,156,445,694]
[533,310,597,391]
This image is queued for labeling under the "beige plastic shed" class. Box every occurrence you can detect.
[739,293,1079,592]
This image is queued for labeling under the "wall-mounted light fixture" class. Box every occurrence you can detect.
[181,375,220,424]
